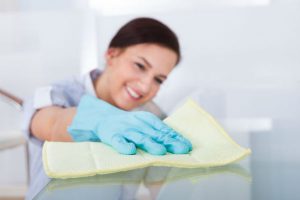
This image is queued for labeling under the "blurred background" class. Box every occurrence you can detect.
[0,0,299,199]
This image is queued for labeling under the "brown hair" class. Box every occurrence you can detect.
[108,17,181,64]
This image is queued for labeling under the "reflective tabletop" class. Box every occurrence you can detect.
[29,119,300,200]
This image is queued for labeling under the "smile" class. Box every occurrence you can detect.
[125,86,142,100]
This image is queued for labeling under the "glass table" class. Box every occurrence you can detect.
[28,119,300,200]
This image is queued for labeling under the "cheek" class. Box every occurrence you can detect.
[114,60,137,79]
[109,68,137,99]
[110,65,133,85]
[114,72,135,88]
[144,84,160,100]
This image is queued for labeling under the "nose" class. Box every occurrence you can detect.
[137,75,153,95]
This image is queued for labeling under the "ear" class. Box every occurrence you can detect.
[105,48,121,65]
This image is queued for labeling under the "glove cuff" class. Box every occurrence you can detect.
[68,94,109,142]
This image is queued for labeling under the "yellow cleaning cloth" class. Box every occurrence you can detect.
[43,99,251,179]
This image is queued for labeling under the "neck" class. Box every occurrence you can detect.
[94,70,111,104]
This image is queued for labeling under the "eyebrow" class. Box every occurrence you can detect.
[137,56,153,68]
[137,56,168,79]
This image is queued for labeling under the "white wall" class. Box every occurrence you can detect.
[0,2,92,194]
[1,0,299,116]
[0,11,87,98]
[94,1,300,118]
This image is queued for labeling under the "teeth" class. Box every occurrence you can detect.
[126,86,141,99]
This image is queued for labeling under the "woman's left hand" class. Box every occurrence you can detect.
[68,94,192,155]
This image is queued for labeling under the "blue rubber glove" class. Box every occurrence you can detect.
[68,94,192,155]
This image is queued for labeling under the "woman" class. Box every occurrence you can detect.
[25,17,192,158]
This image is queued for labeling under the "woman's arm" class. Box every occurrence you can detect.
[30,106,77,142]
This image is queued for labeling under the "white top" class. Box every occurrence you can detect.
[22,68,166,199]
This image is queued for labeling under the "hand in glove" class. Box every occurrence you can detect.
[68,95,192,155]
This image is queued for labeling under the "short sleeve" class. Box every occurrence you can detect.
[22,77,86,140]
[22,95,38,140]
[48,79,85,108]
[33,86,53,109]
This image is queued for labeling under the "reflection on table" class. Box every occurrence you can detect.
[34,164,251,200]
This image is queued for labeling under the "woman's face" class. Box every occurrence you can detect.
[103,43,177,110]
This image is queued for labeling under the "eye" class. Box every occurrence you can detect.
[135,62,145,71]
[154,77,163,84]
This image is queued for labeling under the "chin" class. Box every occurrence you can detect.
[122,104,137,111]
[114,100,137,111]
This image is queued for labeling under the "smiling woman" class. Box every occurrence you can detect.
[97,18,180,110]
[96,44,177,110]
[23,17,192,174]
